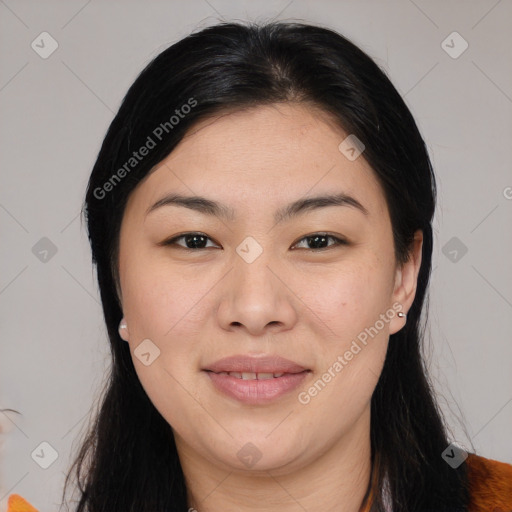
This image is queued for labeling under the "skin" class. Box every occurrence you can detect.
[117,103,423,512]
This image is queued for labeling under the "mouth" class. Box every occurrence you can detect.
[203,369,310,405]
[202,355,311,404]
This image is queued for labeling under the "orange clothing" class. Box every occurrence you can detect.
[7,453,512,512]
[6,494,38,512]
[465,453,512,511]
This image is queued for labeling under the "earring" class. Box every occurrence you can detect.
[397,311,406,318]
[118,318,129,341]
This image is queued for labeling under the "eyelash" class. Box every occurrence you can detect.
[161,232,348,252]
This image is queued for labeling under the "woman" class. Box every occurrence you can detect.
[8,20,512,512]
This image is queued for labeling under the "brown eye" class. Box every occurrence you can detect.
[162,232,220,250]
[292,233,347,251]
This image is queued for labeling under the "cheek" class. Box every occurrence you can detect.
[121,244,195,333]
[121,250,219,388]
[124,272,205,353]
[120,259,209,427]
[295,256,394,342]
[295,260,391,428]
[292,255,393,401]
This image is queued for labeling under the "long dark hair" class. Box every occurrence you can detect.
[61,21,473,511]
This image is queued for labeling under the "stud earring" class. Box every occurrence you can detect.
[397,311,406,319]
[118,318,129,341]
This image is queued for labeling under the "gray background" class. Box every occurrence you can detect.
[1,0,511,509]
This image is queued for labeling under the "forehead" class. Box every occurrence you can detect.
[127,103,389,221]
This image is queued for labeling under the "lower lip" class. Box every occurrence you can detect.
[204,370,310,404]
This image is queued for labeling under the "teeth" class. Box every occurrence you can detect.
[220,371,287,380]
[256,372,274,380]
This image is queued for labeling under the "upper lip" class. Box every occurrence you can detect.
[203,355,309,374]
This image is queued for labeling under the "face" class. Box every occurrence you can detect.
[117,103,422,475]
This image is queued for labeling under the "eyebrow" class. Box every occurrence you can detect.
[145,192,369,224]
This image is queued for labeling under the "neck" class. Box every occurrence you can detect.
[177,405,373,512]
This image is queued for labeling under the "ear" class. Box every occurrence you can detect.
[389,230,423,335]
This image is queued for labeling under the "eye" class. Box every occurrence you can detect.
[161,232,220,250]
[160,232,347,252]
[291,233,348,251]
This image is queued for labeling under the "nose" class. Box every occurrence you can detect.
[216,252,298,337]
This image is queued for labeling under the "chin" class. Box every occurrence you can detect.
[213,432,306,474]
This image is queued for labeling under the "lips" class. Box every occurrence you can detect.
[203,355,310,404]
[203,354,308,375]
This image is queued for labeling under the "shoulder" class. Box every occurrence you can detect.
[7,494,39,512]
[466,452,512,511]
